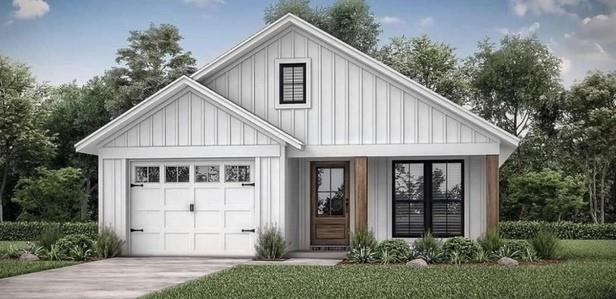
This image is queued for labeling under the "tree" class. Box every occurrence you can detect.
[504,169,586,222]
[559,72,616,223]
[465,35,562,137]
[327,0,380,54]
[377,35,468,104]
[264,0,327,28]
[12,167,86,222]
[46,78,111,220]
[264,0,380,55]
[104,24,196,117]
[0,56,55,221]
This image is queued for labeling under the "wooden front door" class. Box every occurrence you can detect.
[310,161,350,246]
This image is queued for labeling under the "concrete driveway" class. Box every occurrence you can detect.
[0,257,248,299]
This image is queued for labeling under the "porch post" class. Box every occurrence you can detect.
[486,155,499,231]
[354,157,368,232]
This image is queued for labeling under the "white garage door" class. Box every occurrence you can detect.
[129,160,256,256]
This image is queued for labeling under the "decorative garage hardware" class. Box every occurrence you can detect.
[130,228,144,232]
[189,203,194,212]
[130,183,144,187]
[241,182,255,187]
[241,229,255,233]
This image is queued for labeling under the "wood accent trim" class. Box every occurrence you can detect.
[354,157,368,232]
[486,155,499,230]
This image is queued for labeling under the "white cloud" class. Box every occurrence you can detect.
[418,17,434,29]
[579,13,616,45]
[509,0,582,17]
[496,22,541,36]
[378,16,404,25]
[560,56,572,74]
[12,0,49,20]
[183,0,224,7]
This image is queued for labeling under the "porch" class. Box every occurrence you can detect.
[283,155,500,253]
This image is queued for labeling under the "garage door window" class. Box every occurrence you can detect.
[135,166,160,183]
[225,165,250,182]
[196,165,220,183]
[165,166,190,183]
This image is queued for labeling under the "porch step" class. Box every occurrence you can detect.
[287,250,348,259]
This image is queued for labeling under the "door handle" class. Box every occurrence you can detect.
[241,182,255,187]
[189,203,194,212]
[131,183,144,187]
[130,228,144,232]
[241,229,255,233]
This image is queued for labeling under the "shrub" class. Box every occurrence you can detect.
[413,232,442,253]
[416,247,444,264]
[96,227,124,259]
[23,242,45,257]
[498,240,537,261]
[350,229,377,251]
[47,244,62,261]
[531,230,561,259]
[499,221,616,240]
[477,229,503,253]
[38,224,63,250]
[1,244,22,259]
[55,234,95,260]
[348,247,375,263]
[442,237,481,263]
[0,222,97,241]
[374,239,411,263]
[255,225,286,260]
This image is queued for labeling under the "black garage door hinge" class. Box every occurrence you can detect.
[130,183,144,187]
[241,182,255,187]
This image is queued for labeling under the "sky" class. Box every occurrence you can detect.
[1,0,615,87]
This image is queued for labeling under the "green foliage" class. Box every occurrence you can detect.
[442,237,482,263]
[377,35,467,104]
[499,221,616,239]
[465,35,562,137]
[350,229,377,251]
[55,234,95,260]
[374,239,411,263]
[254,225,287,260]
[37,224,63,250]
[348,247,375,264]
[264,0,380,54]
[96,227,124,259]
[0,221,97,241]
[505,169,586,222]
[0,56,55,222]
[12,167,87,221]
[477,229,504,253]
[498,240,536,261]
[531,230,561,259]
[104,24,196,117]
[46,244,62,261]
[23,241,45,257]
[413,231,442,253]
[1,244,22,259]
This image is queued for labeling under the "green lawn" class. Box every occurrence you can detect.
[0,241,76,279]
[146,240,616,299]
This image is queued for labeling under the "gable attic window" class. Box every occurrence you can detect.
[280,63,306,104]
[275,58,311,109]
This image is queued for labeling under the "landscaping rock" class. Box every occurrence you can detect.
[497,257,518,267]
[19,253,39,261]
[406,258,428,267]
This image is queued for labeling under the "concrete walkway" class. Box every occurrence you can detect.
[0,257,248,299]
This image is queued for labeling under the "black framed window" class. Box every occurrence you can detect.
[279,63,306,104]
[392,160,464,238]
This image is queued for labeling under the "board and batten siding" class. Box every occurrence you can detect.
[200,28,497,147]
[102,89,277,148]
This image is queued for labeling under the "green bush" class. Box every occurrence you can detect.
[442,237,482,263]
[349,247,376,264]
[38,224,63,250]
[499,240,537,261]
[55,234,95,260]
[350,229,377,251]
[0,222,97,241]
[374,239,411,263]
[531,230,561,259]
[95,227,124,259]
[255,225,287,260]
[413,232,442,253]
[500,221,616,239]
[477,229,503,253]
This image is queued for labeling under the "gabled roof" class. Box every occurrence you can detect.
[191,13,520,149]
[75,76,304,154]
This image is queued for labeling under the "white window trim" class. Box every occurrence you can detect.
[274,58,312,109]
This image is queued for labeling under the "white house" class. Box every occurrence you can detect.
[75,14,519,257]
